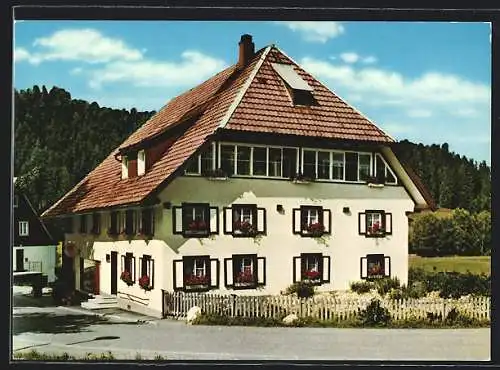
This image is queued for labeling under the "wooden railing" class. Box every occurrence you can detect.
[24,261,42,273]
[162,291,491,322]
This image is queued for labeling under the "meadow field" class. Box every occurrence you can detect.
[409,255,491,275]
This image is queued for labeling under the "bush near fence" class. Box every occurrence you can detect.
[162,291,490,324]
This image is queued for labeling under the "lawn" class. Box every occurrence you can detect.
[409,255,490,276]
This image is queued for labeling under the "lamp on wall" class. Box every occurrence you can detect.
[163,201,172,209]
[343,207,350,214]
[106,254,110,263]
[276,204,284,214]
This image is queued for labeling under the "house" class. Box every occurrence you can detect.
[41,34,435,318]
[13,178,57,284]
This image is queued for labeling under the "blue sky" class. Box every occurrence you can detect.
[13,21,491,164]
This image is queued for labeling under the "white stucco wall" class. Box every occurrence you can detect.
[67,176,415,317]
[13,245,57,283]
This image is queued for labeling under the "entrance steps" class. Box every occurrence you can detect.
[81,294,118,310]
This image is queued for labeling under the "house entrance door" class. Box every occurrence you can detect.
[110,251,118,295]
[16,249,24,272]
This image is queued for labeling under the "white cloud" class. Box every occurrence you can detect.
[379,123,415,134]
[407,109,432,118]
[88,50,227,89]
[275,21,345,43]
[452,108,478,117]
[14,47,31,63]
[300,57,490,108]
[362,56,378,64]
[70,67,83,75]
[17,28,143,65]
[339,52,359,64]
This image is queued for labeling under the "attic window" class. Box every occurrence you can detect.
[138,150,146,176]
[122,155,128,179]
[271,63,317,106]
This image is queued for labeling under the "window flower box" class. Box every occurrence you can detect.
[303,222,325,237]
[136,228,153,239]
[184,274,210,290]
[367,222,385,237]
[366,175,385,187]
[302,270,321,284]
[120,270,134,286]
[203,168,228,181]
[185,220,209,236]
[290,172,315,184]
[233,220,256,236]
[138,275,153,291]
[234,270,256,287]
[368,264,384,279]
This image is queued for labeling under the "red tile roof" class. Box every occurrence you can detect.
[41,43,431,218]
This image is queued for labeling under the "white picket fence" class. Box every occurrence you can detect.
[162,291,490,322]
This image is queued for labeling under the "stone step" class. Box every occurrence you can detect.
[89,295,117,302]
[81,301,119,310]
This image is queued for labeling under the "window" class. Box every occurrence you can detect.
[125,210,136,236]
[236,146,251,175]
[139,208,154,236]
[138,150,146,176]
[200,146,214,175]
[139,255,154,289]
[375,154,397,184]
[224,254,266,289]
[283,148,298,178]
[317,151,330,180]
[332,152,344,180]
[358,210,392,237]
[183,256,210,291]
[14,195,19,208]
[91,213,101,235]
[361,254,390,279]
[268,148,282,177]
[220,145,235,176]
[122,155,128,179]
[19,221,29,236]
[293,253,330,285]
[173,203,219,237]
[109,211,118,236]
[223,205,266,236]
[292,206,331,237]
[253,147,267,176]
[121,252,136,283]
[185,156,200,174]
[358,154,371,181]
[79,214,88,234]
[345,152,358,181]
[302,150,316,178]
[233,254,257,288]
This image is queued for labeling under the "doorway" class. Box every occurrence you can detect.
[15,249,24,272]
[110,251,118,295]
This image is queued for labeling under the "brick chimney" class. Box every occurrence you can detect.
[238,34,255,68]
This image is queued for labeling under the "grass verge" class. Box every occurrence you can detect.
[13,350,167,361]
[409,255,490,275]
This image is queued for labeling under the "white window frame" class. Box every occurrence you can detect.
[19,221,29,236]
[305,255,319,272]
[194,258,207,277]
[332,151,345,180]
[367,212,383,229]
[306,208,319,225]
[121,155,128,179]
[358,153,372,182]
[240,257,254,274]
[137,150,146,176]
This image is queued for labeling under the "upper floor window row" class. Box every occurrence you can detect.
[185,142,397,185]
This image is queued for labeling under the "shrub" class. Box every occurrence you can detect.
[350,281,374,294]
[285,281,315,298]
[358,299,391,327]
[373,277,401,296]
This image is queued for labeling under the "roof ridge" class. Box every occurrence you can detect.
[273,46,395,143]
[218,46,272,129]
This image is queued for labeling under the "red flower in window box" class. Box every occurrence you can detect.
[368,264,384,277]
[306,222,325,236]
[138,275,152,291]
[367,221,385,236]
[187,219,208,232]
[184,274,210,286]
[233,220,256,235]
[235,270,255,284]
[302,270,321,280]
[120,270,134,286]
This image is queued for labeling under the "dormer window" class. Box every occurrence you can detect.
[272,63,317,106]
[138,150,146,176]
[122,155,128,179]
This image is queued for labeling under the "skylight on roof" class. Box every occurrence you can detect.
[271,63,313,92]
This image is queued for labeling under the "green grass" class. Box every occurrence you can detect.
[13,350,167,361]
[409,255,490,276]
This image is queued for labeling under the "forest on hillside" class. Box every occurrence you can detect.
[13,85,491,215]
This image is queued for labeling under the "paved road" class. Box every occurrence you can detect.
[12,291,490,361]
